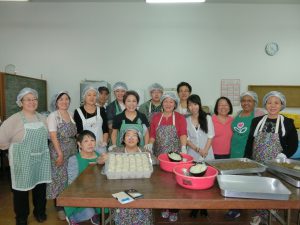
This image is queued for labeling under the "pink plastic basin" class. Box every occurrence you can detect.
[173,163,218,190]
[158,153,194,172]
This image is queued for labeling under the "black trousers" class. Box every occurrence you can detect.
[13,183,47,221]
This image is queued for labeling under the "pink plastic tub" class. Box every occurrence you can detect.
[173,163,218,190]
[158,153,194,172]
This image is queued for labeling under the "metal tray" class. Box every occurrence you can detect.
[205,158,266,175]
[268,168,300,188]
[264,158,300,178]
[217,175,291,200]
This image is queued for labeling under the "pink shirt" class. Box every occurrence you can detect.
[150,112,187,139]
[211,114,233,155]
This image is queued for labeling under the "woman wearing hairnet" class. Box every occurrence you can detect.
[139,83,163,123]
[106,82,128,130]
[0,88,51,225]
[147,92,187,222]
[244,91,298,225]
[46,91,77,221]
[98,126,154,225]
[74,86,109,154]
[225,91,264,220]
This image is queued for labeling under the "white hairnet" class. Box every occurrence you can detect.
[149,83,164,93]
[16,87,38,107]
[81,86,98,102]
[240,91,259,106]
[113,82,128,91]
[263,91,286,110]
[50,91,70,112]
[161,92,179,106]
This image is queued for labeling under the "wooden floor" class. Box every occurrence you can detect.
[0,167,299,225]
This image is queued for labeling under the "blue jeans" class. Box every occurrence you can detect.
[69,208,96,223]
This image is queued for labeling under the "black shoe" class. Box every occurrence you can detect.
[200,209,208,217]
[16,219,28,225]
[189,209,199,218]
[34,214,47,223]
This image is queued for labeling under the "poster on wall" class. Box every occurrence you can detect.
[220,79,240,106]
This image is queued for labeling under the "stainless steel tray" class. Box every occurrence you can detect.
[206,158,266,175]
[264,158,300,178]
[268,168,300,188]
[217,175,291,200]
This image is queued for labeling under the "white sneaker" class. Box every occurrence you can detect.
[250,216,261,225]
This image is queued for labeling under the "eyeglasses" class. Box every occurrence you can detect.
[22,98,38,102]
[125,135,138,139]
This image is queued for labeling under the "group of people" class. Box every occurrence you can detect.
[0,80,298,225]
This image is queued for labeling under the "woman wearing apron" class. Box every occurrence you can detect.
[245,91,298,225]
[139,83,164,123]
[0,88,51,225]
[226,91,264,220]
[99,126,154,225]
[106,82,128,130]
[110,91,149,150]
[148,92,187,222]
[74,86,109,154]
[65,130,104,225]
[46,91,77,221]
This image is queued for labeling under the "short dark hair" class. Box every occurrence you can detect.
[176,81,192,93]
[76,130,96,143]
[123,90,140,104]
[98,86,109,94]
[213,97,233,115]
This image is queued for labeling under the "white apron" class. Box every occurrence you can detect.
[77,107,106,154]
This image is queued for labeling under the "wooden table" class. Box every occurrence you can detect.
[57,165,300,224]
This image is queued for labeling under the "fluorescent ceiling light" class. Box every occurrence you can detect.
[146,0,205,3]
[0,0,29,1]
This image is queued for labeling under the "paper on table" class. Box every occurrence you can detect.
[112,191,134,204]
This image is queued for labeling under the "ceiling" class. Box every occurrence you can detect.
[3,0,300,3]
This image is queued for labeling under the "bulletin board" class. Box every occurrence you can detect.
[248,85,300,108]
[0,72,47,121]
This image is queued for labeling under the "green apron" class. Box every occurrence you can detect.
[116,119,144,147]
[9,112,51,191]
[64,152,108,217]
[230,111,254,158]
[115,100,122,115]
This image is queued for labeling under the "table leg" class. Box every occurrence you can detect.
[102,207,105,225]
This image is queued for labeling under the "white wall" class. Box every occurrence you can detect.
[0,2,299,112]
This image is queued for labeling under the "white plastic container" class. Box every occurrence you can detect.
[105,152,153,179]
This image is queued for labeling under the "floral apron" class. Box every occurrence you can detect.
[77,107,105,154]
[252,115,283,162]
[230,111,254,158]
[9,112,51,191]
[153,113,181,157]
[117,119,144,147]
[47,112,77,199]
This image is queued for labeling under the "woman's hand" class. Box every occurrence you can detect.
[55,153,64,166]
[97,153,108,164]
[198,148,208,158]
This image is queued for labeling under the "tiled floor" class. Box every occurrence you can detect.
[0,167,299,225]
